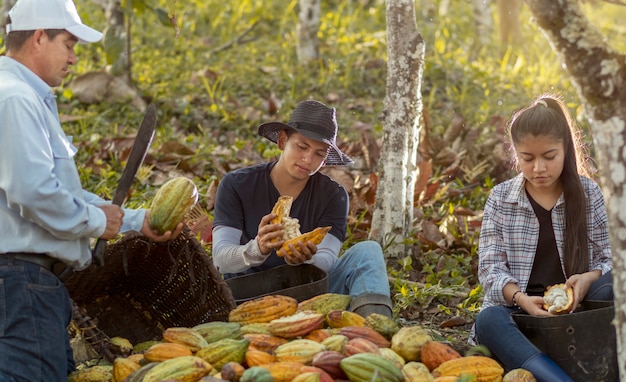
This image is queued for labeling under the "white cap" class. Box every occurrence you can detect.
[6,0,102,43]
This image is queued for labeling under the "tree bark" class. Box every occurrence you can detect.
[297,0,320,62]
[525,0,626,378]
[370,0,425,258]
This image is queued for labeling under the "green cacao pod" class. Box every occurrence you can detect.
[192,321,242,343]
[240,366,275,382]
[340,353,404,382]
[195,338,250,371]
[148,176,198,234]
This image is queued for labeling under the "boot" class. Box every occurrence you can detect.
[350,293,393,318]
[521,353,574,382]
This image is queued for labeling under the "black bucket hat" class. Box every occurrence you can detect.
[258,100,353,166]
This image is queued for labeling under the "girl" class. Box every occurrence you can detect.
[472,95,613,382]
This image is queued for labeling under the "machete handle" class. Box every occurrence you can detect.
[92,238,106,267]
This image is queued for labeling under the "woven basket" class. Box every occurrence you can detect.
[64,231,235,361]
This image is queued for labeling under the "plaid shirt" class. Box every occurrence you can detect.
[478,173,612,310]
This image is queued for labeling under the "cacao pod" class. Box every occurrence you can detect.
[421,341,462,371]
[221,361,246,382]
[67,365,113,382]
[245,349,277,367]
[229,295,298,324]
[402,361,435,382]
[379,347,406,370]
[340,325,391,348]
[390,325,432,361]
[274,339,326,364]
[192,321,242,343]
[195,338,250,371]
[142,355,213,382]
[312,350,348,380]
[112,357,140,382]
[298,293,353,315]
[300,366,335,382]
[148,176,199,234]
[240,322,272,335]
[340,353,404,382]
[344,337,382,356]
[240,366,275,382]
[278,226,331,257]
[291,372,321,382]
[432,355,504,382]
[267,310,324,338]
[364,313,400,340]
[163,326,209,352]
[543,283,574,314]
[243,333,289,354]
[326,310,366,328]
[143,342,193,362]
[320,334,349,353]
[261,361,307,382]
[503,368,537,382]
[304,328,334,343]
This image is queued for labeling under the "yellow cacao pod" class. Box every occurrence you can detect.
[229,295,298,324]
[364,313,400,340]
[148,176,198,234]
[112,357,141,382]
[260,361,307,382]
[390,325,432,361]
[503,368,537,382]
[163,326,209,352]
[143,342,193,362]
[326,310,366,329]
[402,361,435,382]
[278,226,331,257]
[432,355,504,382]
[67,365,113,382]
[274,339,326,364]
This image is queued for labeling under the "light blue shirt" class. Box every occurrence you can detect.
[0,56,145,270]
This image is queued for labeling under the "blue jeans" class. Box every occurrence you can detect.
[0,258,74,382]
[475,271,614,370]
[327,241,390,297]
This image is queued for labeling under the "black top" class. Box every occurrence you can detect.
[526,191,566,296]
[213,161,349,276]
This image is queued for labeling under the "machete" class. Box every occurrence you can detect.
[92,103,157,266]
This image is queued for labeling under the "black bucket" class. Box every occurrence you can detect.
[512,300,618,382]
[225,264,328,304]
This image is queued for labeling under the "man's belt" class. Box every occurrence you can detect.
[0,252,62,272]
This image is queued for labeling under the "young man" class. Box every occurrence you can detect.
[0,0,182,379]
[212,99,392,318]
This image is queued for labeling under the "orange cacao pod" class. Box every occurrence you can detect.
[326,310,365,328]
[268,311,325,339]
[243,333,289,354]
[229,295,298,324]
[421,341,462,371]
[245,349,277,367]
[260,361,307,382]
[143,342,193,362]
[432,356,504,382]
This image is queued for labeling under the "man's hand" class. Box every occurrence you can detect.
[99,204,124,239]
[277,240,317,265]
[256,213,285,255]
[141,210,185,242]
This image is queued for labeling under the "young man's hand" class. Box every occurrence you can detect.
[256,213,285,255]
[278,240,317,264]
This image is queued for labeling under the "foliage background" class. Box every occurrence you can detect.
[2,0,624,349]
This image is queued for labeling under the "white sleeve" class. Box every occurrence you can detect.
[212,225,268,274]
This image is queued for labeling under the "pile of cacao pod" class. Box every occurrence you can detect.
[68,293,535,382]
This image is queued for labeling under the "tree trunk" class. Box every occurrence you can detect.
[497,0,523,48]
[1,0,16,30]
[471,0,493,47]
[370,0,425,258]
[297,0,320,62]
[525,0,626,378]
[104,0,131,84]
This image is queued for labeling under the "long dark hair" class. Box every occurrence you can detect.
[507,95,591,276]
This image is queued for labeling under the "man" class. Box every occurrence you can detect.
[0,0,182,380]
[212,99,393,318]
